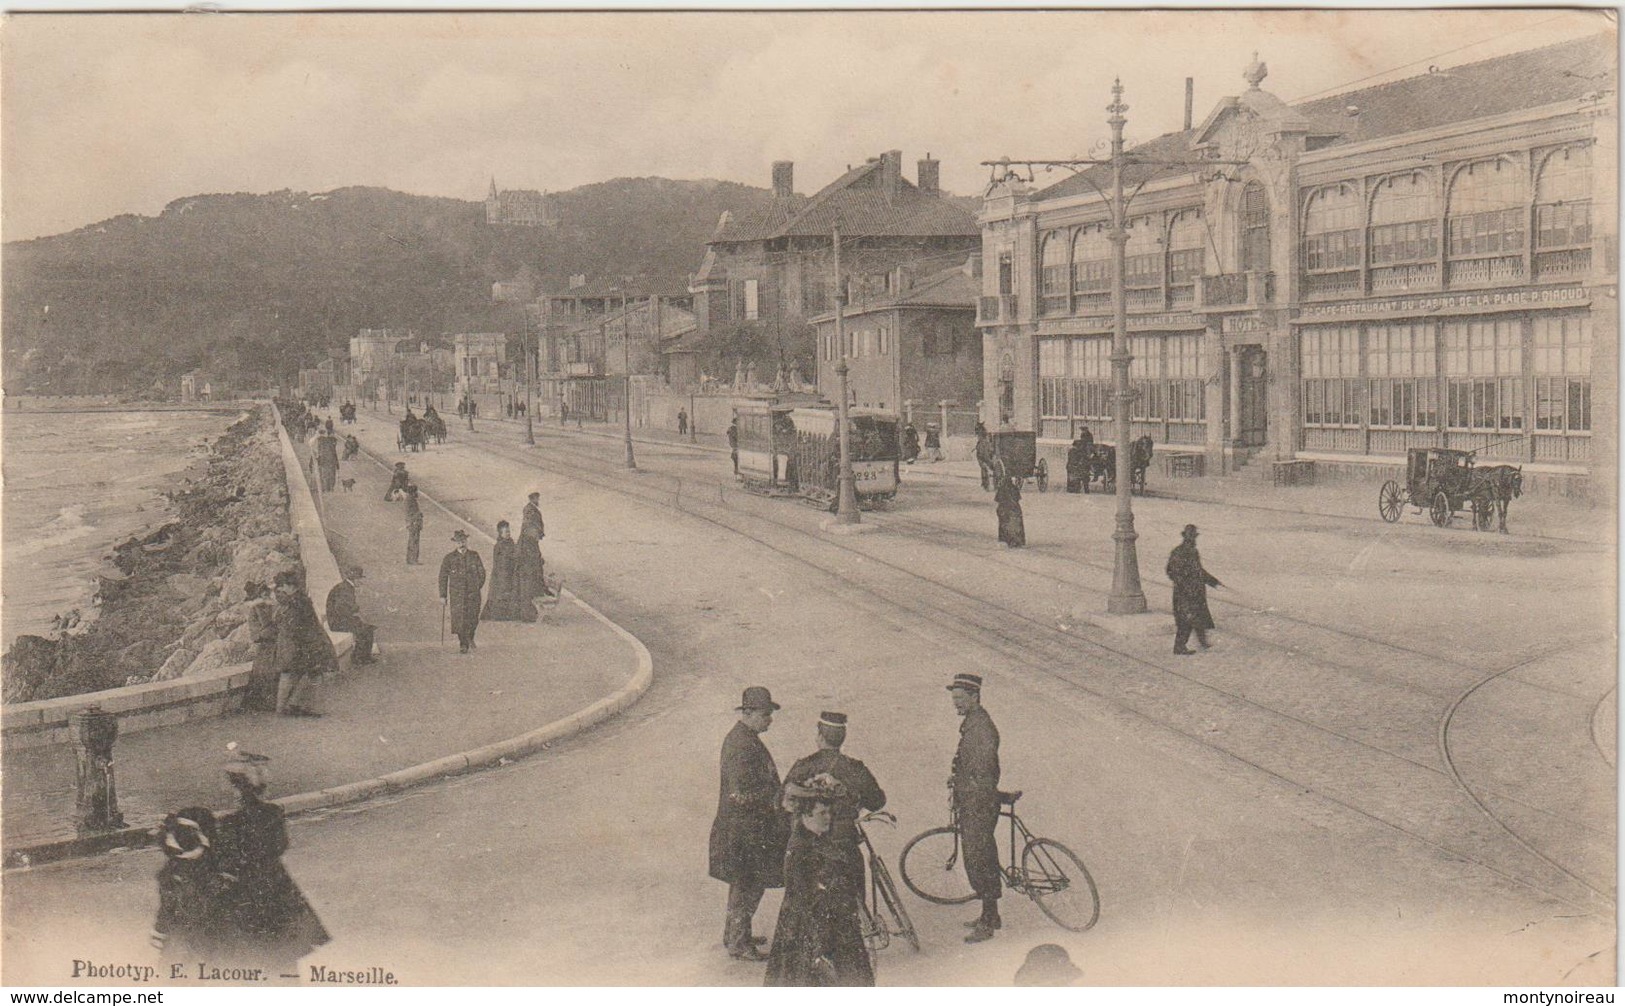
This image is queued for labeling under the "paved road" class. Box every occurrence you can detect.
[4,412,1613,986]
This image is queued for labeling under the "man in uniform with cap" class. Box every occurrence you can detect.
[438,530,486,654]
[1167,524,1222,655]
[781,711,886,891]
[947,672,1002,942]
[708,686,789,962]
[404,485,424,565]
[384,461,411,501]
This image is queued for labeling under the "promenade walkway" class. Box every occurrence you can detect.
[3,427,646,856]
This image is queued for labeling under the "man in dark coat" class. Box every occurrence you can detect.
[324,568,377,666]
[438,530,486,654]
[726,419,739,475]
[1167,523,1222,655]
[313,430,339,492]
[709,686,789,961]
[780,712,885,892]
[1066,427,1094,493]
[948,672,1002,942]
[404,485,423,565]
[995,468,1025,548]
[518,491,547,600]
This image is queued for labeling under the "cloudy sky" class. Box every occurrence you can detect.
[1,8,1612,241]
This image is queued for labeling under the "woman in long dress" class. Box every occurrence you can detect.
[151,807,234,962]
[219,745,330,980]
[482,521,534,622]
[764,776,874,987]
[517,493,548,601]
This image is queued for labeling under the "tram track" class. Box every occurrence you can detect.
[362,419,1616,911]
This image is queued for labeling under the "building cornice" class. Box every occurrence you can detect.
[1298,97,1610,168]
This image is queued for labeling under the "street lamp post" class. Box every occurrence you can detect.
[832,223,860,524]
[622,290,637,470]
[1104,81,1146,613]
[524,322,536,446]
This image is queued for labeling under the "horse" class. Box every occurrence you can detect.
[422,411,448,445]
[398,416,427,453]
[1471,464,1523,533]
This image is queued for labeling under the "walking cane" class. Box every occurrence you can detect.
[440,597,447,647]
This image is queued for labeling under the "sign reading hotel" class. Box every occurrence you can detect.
[1298,286,1589,321]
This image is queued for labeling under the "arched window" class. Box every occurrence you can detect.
[1124,216,1161,310]
[1446,158,1527,285]
[1369,172,1439,292]
[1535,145,1592,280]
[1241,183,1270,273]
[1040,231,1070,315]
[1071,225,1110,309]
[1301,183,1362,298]
[1168,210,1205,308]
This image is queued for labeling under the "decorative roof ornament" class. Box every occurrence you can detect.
[1243,52,1268,90]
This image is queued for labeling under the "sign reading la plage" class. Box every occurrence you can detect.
[1298,286,1589,321]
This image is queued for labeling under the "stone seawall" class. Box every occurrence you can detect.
[1,405,344,747]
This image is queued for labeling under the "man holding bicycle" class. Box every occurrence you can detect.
[781,711,886,890]
[948,673,1002,943]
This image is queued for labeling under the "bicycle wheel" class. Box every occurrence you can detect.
[871,855,921,952]
[1021,838,1100,932]
[899,826,977,905]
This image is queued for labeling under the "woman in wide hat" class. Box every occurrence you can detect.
[764,773,874,987]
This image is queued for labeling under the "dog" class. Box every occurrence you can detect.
[341,478,356,493]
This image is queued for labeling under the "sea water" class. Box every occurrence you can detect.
[2,409,245,649]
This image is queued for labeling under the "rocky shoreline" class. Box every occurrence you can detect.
[2,406,304,703]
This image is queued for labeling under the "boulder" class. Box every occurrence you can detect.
[167,572,209,599]
[151,646,196,682]
[184,637,253,677]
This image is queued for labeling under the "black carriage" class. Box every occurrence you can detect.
[397,415,429,453]
[734,405,901,510]
[422,410,448,445]
[1082,436,1153,494]
[1378,448,1497,530]
[986,431,1048,492]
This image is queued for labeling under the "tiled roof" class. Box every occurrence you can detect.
[1035,32,1615,203]
[1293,32,1615,146]
[714,157,980,244]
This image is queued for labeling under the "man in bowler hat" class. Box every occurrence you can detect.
[948,673,1002,942]
[1167,524,1222,655]
[438,529,486,654]
[708,686,789,961]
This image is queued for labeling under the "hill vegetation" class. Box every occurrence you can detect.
[2,179,780,394]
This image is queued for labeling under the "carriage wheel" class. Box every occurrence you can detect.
[1473,494,1496,531]
[1429,492,1452,527]
[1378,481,1403,523]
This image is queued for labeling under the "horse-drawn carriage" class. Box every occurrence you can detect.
[421,409,448,446]
[1378,447,1522,532]
[1070,435,1154,494]
[734,404,901,511]
[979,430,1048,492]
[397,415,429,453]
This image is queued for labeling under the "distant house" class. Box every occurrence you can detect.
[454,333,508,394]
[810,259,982,415]
[689,151,981,370]
[485,179,559,227]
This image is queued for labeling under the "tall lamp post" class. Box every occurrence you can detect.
[616,286,637,470]
[983,78,1248,614]
[524,320,536,446]
[832,222,860,524]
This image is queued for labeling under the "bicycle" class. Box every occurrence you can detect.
[855,811,920,954]
[898,789,1099,933]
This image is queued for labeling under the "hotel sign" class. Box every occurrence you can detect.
[1298,286,1588,321]
[1221,315,1269,335]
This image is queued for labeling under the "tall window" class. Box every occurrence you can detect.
[1168,211,1205,307]
[743,279,760,321]
[1536,145,1592,248]
[1533,314,1591,433]
[1124,217,1161,309]
[1072,226,1111,309]
[1447,159,1526,285]
[1041,232,1070,315]
[1370,172,1440,292]
[1443,319,1522,430]
[1300,326,1360,426]
[1366,322,1438,428]
[1241,183,1270,273]
[1164,333,1206,422]
[1301,184,1362,294]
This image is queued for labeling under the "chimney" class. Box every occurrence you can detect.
[882,150,903,200]
[772,161,794,198]
[1184,78,1194,131]
[917,153,940,196]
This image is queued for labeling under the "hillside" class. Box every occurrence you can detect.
[2,179,779,394]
